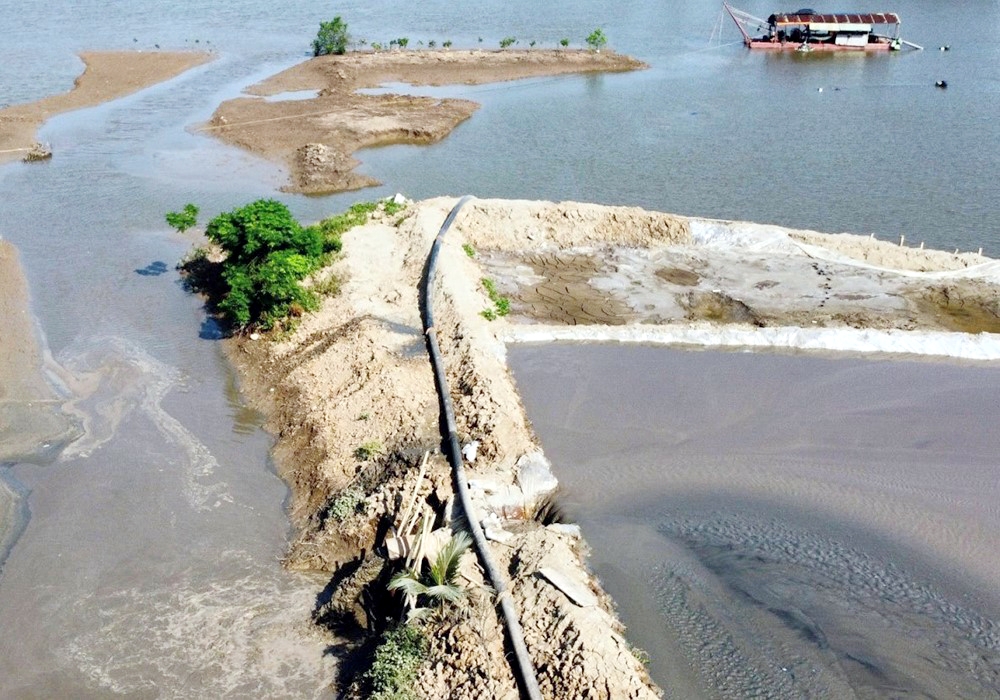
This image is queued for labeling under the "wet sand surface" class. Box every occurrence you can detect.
[509,344,1000,698]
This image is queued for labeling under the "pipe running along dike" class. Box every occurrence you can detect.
[420,195,544,700]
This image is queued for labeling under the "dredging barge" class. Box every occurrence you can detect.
[724,3,922,51]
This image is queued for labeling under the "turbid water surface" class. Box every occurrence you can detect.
[510,344,1000,698]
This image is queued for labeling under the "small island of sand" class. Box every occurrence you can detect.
[0,51,212,164]
[201,49,647,194]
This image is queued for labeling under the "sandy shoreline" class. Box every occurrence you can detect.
[0,50,212,164]
[225,196,999,697]
[201,49,646,194]
[0,242,79,463]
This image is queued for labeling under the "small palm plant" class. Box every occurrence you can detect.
[389,531,472,621]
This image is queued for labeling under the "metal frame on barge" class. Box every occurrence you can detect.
[724,3,922,52]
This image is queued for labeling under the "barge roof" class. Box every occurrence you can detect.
[768,11,900,25]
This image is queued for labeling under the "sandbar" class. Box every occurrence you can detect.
[0,50,213,164]
[202,49,647,193]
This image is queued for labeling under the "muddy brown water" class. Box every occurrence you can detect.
[509,343,1000,699]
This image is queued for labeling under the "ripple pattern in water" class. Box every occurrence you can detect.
[651,512,1000,698]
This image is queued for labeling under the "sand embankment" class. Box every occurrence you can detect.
[223,196,999,697]
[0,51,213,164]
[201,49,647,194]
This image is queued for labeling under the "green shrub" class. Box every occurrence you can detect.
[499,36,516,49]
[327,486,364,521]
[364,625,428,700]
[560,38,570,48]
[205,200,328,329]
[189,200,376,330]
[165,203,199,232]
[462,243,476,258]
[313,17,349,56]
[355,440,384,461]
[480,277,511,321]
[443,40,452,49]
[586,28,607,51]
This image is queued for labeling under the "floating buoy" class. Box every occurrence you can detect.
[935,80,948,88]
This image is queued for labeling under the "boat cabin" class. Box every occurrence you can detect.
[724,4,908,51]
[767,9,900,49]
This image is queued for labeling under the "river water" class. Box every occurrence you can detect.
[1,0,999,696]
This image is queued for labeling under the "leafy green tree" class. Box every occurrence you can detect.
[165,203,199,232]
[586,28,607,51]
[205,200,334,329]
[312,17,349,56]
[499,36,516,49]
[560,38,570,48]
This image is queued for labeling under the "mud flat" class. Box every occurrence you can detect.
[225,196,1000,697]
[0,241,78,463]
[0,50,212,164]
[511,344,1000,698]
[0,240,79,569]
[201,49,646,194]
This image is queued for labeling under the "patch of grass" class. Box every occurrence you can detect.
[479,277,510,321]
[312,200,378,249]
[462,243,476,258]
[364,624,428,700]
[327,486,365,521]
[628,641,651,668]
[311,273,341,297]
[382,197,406,217]
[355,440,384,461]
